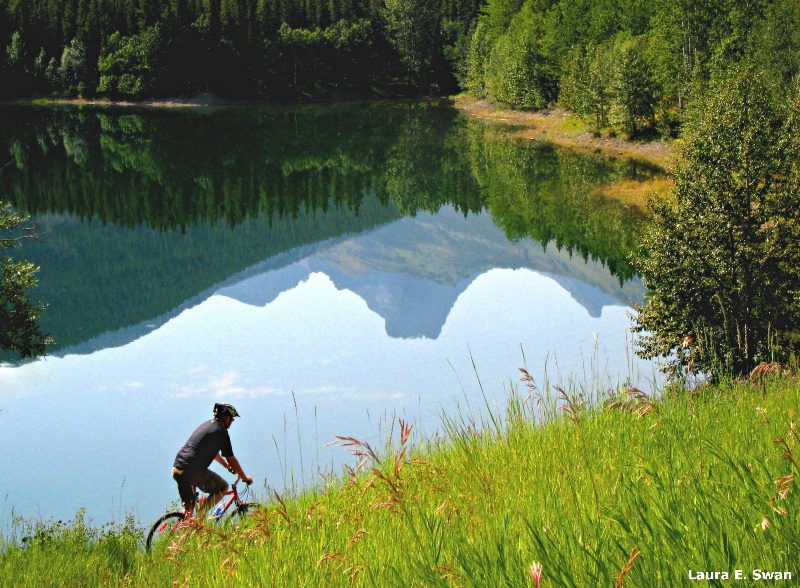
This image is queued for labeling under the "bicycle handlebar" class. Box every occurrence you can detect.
[230,475,253,486]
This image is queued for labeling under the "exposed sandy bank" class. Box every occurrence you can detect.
[453,95,675,208]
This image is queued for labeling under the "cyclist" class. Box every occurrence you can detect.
[172,402,253,516]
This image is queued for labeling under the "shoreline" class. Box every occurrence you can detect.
[452,94,675,170]
[20,93,676,170]
[17,92,673,207]
[451,95,675,208]
[18,91,420,110]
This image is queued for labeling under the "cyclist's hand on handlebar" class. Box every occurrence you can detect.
[243,475,253,485]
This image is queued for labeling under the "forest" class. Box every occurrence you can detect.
[1,0,798,133]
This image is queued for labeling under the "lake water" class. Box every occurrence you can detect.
[0,101,660,528]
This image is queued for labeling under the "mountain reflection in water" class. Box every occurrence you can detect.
[217,208,644,339]
[0,102,658,526]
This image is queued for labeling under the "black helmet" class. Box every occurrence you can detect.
[214,402,240,419]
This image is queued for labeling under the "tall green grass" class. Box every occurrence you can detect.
[2,374,799,587]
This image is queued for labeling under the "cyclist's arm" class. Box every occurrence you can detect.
[212,453,237,475]
[226,455,253,485]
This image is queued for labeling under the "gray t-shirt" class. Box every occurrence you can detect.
[173,419,234,474]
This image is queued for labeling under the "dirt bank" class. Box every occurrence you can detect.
[453,95,675,169]
[453,95,675,208]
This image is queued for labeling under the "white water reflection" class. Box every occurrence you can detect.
[0,209,654,528]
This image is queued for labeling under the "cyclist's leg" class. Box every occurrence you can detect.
[194,470,229,516]
[172,467,198,515]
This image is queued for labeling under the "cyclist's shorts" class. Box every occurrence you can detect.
[172,467,229,505]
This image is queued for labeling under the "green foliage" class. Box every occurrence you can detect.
[633,67,800,380]
[465,20,493,98]
[464,0,528,74]
[558,43,613,131]
[610,37,654,137]
[382,0,445,88]
[752,0,800,97]
[271,21,380,97]
[0,202,51,358]
[31,48,52,93]
[2,510,140,585]
[463,0,800,130]
[1,30,34,97]
[56,38,88,96]
[557,45,589,113]
[5,30,25,66]
[558,35,656,136]
[0,0,472,101]
[2,0,796,108]
[440,17,473,88]
[97,25,165,98]
[644,0,704,111]
[483,3,556,109]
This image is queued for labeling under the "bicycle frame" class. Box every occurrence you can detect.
[214,479,242,516]
[188,476,243,518]
[147,476,253,551]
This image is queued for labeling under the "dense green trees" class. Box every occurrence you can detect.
[2,0,798,113]
[633,68,800,380]
[558,44,611,131]
[481,3,555,109]
[467,0,798,137]
[0,202,51,358]
[97,25,165,98]
[0,0,479,99]
[611,38,654,137]
[383,0,443,88]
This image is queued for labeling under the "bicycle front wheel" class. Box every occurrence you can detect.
[146,511,186,552]
[228,502,262,523]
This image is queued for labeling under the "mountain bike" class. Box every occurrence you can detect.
[146,476,259,552]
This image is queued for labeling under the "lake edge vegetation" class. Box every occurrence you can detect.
[0,202,51,358]
[0,0,798,139]
[632,67,800,383]
[1,371,799,586]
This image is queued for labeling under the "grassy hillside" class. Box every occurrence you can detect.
[2,373,799,586]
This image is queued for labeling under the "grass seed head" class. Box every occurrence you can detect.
[615,546,640,588]
[529,561,543,587]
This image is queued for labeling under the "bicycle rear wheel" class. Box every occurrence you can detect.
[146,511,186,552]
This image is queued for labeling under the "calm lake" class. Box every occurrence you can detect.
[0,100,660,528]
